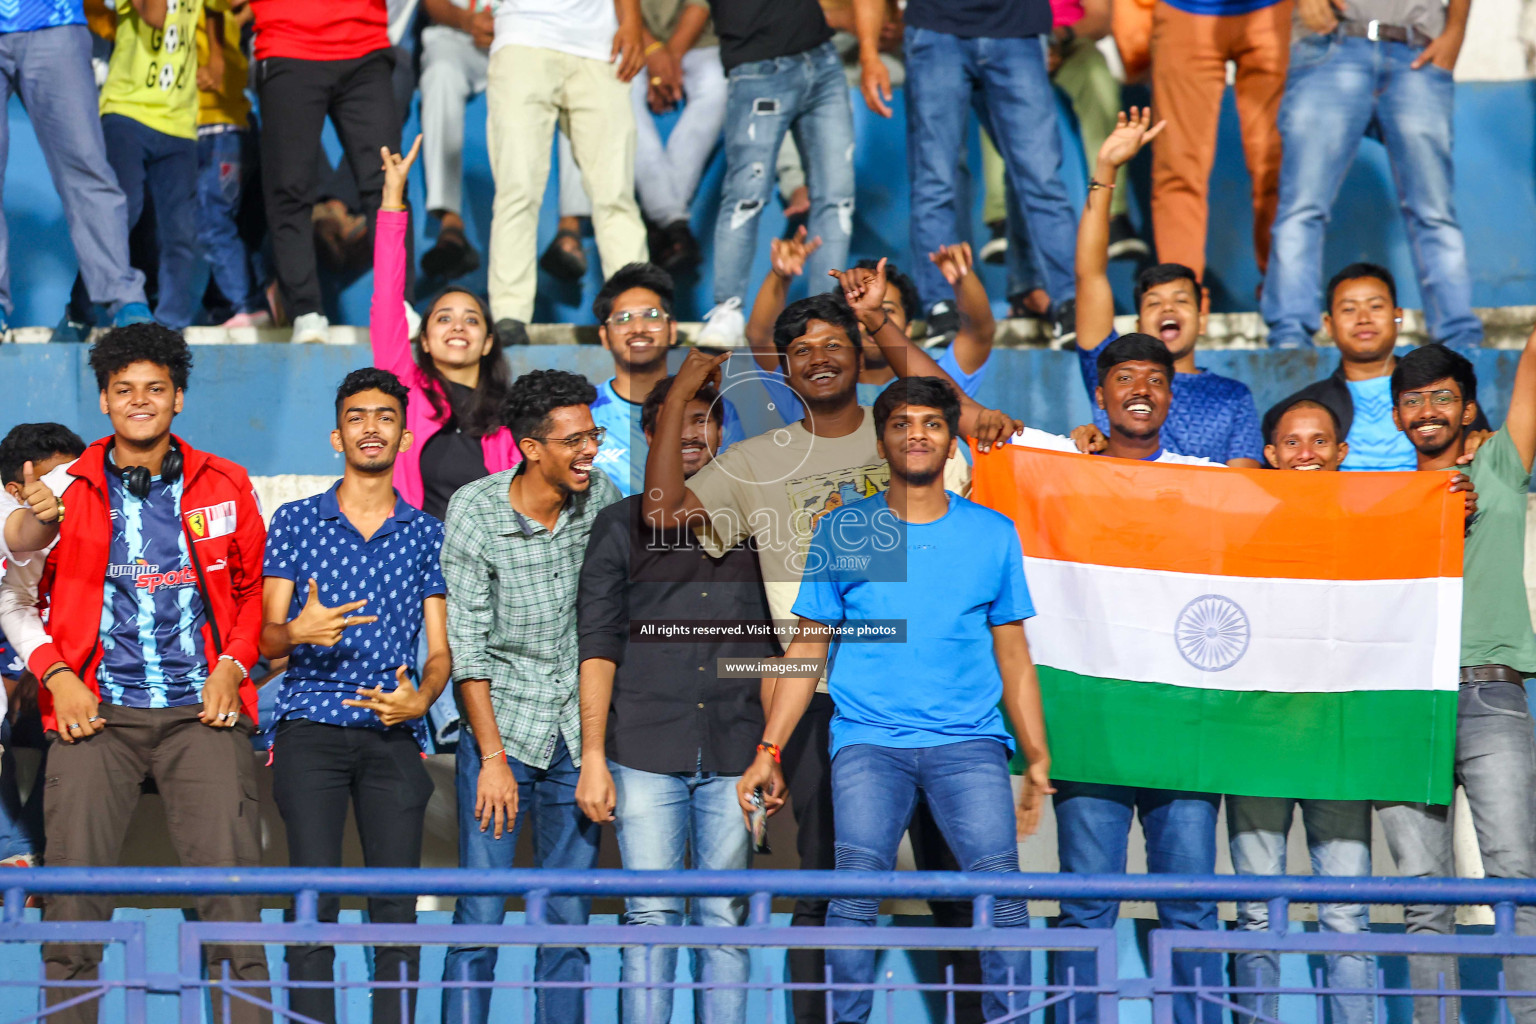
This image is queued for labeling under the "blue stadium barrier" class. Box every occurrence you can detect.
[2,869,1536,1023]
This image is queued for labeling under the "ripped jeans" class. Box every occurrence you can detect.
[711,40,854,305]
[825,739,1028,1023]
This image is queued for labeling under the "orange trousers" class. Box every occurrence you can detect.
[1149,0,1292,282]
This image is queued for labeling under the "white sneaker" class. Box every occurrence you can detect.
[290,311,330,344]
[696,297,745,348]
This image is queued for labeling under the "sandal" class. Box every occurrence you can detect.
[539,227,588,282]
[421,224,481,280]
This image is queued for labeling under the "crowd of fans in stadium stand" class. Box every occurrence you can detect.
[0,0,1521,1022]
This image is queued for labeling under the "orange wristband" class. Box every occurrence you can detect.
[757,742,781,763]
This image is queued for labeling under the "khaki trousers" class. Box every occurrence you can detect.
[486,44,648,323]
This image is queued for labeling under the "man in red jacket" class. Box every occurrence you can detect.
[10,324,269,1024]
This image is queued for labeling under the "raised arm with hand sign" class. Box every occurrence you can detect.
[5,459,66,555]
[19,461,60,523]
[379,135,422,213]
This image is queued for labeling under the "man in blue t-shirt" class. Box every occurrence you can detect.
[588,263,745,495]
[853,0,1076,338]
[0,1,151,339]
[744,235,996,422]
[737,376,1052,1024]
[260,367,450,1024]
[1262,263,1486,472]
[1074,108,1263,467]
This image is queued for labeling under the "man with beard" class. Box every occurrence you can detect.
[1073,109,1262,467]
[1264,262,1486,471]
[1375,335,1536,1024]
[1011,329,1224,1024]
[259,367,450,1024]
[589,263,746,495]
[1013,333,1217,466]
[439,369,622,1024]
[575,375,774,1024]
[644,274,981,1023]
[742,232,997,422]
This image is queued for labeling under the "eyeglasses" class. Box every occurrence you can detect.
[1399,389,1460,409]
[606,307,669,331]
[529,427,606,451]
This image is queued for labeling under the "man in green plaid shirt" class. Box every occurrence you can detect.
[439,368,621,1024]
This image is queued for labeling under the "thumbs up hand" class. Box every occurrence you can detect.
[20,461,61,523]
[285,578,378,647]
[342,665,431,726]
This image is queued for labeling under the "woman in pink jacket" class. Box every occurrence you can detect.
[373,139,520,519]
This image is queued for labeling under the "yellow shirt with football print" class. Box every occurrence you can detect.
[100,0,209,140]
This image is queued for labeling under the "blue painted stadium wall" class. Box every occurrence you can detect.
[0,344,1524,476]
[2,74,1534,327]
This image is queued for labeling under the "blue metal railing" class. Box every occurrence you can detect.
[4,869,1536,1023]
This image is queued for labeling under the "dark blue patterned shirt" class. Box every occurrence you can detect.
[0,0,84,34]
[1077,333,1263,464]
[263,484,446,749]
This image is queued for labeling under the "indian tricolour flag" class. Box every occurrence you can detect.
[973,445,1464,804]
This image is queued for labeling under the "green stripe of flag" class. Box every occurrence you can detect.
[1009,668,1456,804]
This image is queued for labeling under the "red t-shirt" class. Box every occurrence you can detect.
[251,0,389,61]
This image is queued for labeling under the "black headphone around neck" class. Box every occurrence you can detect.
[112,442,183,500]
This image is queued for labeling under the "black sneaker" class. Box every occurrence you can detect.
[1050,298,1077,349]
[495,317,530,348]
[1106,215,1151,262]
[656,220,702,275]
[924,301,960,341]
[979,220,1008,266]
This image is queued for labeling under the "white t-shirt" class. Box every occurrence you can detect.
[0,462,74,690]
[491,0,617,61]
[1008,427,1218,466]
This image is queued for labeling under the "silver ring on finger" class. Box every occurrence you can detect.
[67,723,81,730]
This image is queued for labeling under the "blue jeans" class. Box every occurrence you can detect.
[1261,34,1481,351]
[441,730,600,1024]
[610,760,752,1024]
[0,24,144,316]
[94,113,199,328]
[904,27,1075,314]
[1053,782,1222,1024]
[825,740,1029,1024]
[196,129,262,316]
[1227,796,1374,1024]
[712,41,853,305]
[0,719,42,861]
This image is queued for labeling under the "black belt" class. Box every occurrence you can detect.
[1460,664,1527,685]
[1337,20,1434,48]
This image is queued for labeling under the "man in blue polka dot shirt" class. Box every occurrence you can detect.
[259,367,450,1024]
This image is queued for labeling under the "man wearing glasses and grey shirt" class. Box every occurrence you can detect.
[439,368,621,1024]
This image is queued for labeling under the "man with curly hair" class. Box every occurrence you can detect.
[2,324,268,1024]
[439,368,621,1024]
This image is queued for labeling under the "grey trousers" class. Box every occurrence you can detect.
[1377,679,1536,1024]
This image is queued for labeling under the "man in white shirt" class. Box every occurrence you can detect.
[0,424,82,686]
[1010,332,1216,466]
[484,0,650,348]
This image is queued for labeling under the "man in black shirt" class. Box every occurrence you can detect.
[702,0,856,337]
[854,0,1076,338]
[576,375,775,1024]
